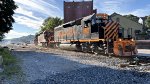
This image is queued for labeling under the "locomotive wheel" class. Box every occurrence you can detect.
[104,49,109,56]
[81,44,88,53]
[76,44,82,52]
[92,46,99,55]
[104,48,108,55]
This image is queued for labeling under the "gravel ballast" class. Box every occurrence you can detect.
[11,50,90,83]
[31,66,150,84]
[3,45,150,84]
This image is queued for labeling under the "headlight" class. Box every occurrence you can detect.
[131,39,134,41]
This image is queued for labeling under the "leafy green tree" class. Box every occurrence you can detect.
[0,33,4,41]
[124,14,139,22]
[145,16,150,28]
[0,0,17,40]
[41,17,63,32]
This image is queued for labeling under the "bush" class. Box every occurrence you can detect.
[0,48,20,77]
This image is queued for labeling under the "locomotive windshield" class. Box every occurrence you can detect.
[96,19,101,24]
[95,17,107,24]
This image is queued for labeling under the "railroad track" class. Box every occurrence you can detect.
[117,55,150,68]
[129,55,150,65]
[36,46,150,68]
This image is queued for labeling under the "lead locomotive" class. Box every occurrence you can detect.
[54,13,137,56]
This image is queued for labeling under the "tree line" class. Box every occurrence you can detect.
[40,17,63,32]
[124,14,150,28]
[0,0,17,40]
[35,17,63,36]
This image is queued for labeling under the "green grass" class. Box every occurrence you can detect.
[0,48,21,77]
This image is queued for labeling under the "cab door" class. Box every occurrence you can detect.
[82,20,91,39]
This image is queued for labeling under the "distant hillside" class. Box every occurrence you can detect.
[0,35,35,45]
[10,35,35,43]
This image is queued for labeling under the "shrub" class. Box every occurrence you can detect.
[0,48,20,77]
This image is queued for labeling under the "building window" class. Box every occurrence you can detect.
[127,28,133,38]
[118,28,124,38]
[67,6,70,8]
[116,18,120,22]
[134,30,141,34]
[87,6,89,8]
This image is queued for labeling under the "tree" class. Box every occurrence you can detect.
[40,17,63,32]
[124,14,139,22]
[145,16,150,28]
[0,33,4,41]
[0,0,17,40]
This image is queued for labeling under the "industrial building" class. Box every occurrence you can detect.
[64,0,96,23]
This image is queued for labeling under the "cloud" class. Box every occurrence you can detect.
[125,5,150,17]
[93,0,150,17]
[13,0,63,30]
[5,30,31,39]
[15,7,42,21]
[13,0,150,30]
[14,0,61,17]
[67,0,92,1]
[97,0,129,14]
[14,15,43,29]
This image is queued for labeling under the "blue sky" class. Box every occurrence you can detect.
[5,0,150,39]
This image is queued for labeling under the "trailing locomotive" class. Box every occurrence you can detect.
[54,13,137,56]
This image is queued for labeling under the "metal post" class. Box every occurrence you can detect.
[107,38,109,54]
[131,28,133,38]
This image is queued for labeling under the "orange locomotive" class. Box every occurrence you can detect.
[54,13,137,56]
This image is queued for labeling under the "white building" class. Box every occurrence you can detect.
[111,13,143,38]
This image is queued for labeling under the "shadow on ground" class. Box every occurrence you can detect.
[31,66,150,84]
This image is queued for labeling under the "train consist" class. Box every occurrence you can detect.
[54,13,137,56]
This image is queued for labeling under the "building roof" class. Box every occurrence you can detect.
[82,13,95,21]
[111,12,143,27]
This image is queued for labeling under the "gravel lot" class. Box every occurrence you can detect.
[2,45,150,84]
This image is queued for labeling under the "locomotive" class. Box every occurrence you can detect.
[54,13,137,56]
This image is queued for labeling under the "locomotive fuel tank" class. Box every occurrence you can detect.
[59,44,78,51]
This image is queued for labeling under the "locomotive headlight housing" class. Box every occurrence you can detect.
[131,38,134,41]
[119,39,122,41]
